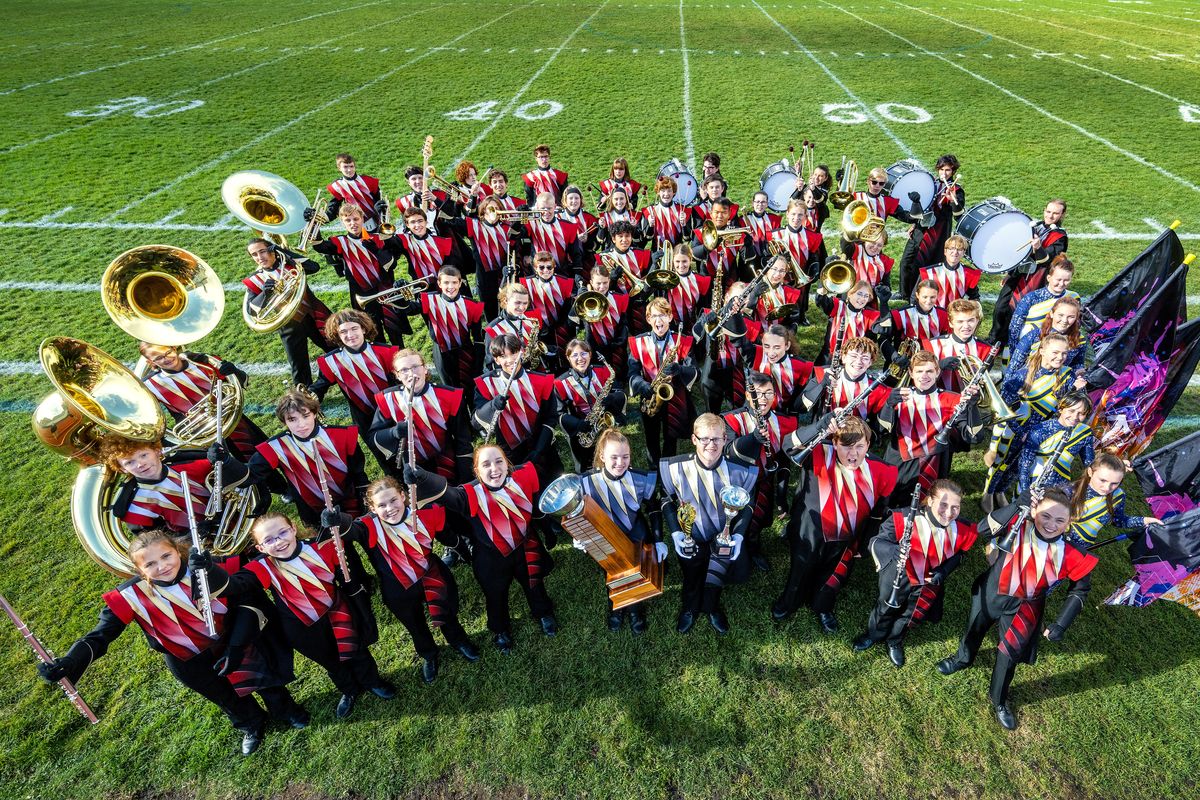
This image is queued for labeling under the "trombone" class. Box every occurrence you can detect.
[600,252,648,297]
[483,206,543,225]
[426,167,471,204]
[355,278,430,308]
[829,158,858,210]
[700,220,751,251]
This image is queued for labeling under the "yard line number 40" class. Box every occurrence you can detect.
[444,100,564,121]
[67,96,205,119]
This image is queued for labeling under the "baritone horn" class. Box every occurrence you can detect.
[817,258,856,296]
[700,220,751,251]
[574,291,611,324]
[960,354,1018,422]
[829,158,858,209]
[840,199,886,244]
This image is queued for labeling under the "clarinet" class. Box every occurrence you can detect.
[481,341,526,444]
[884,485,924,608]
[181,481,218,637]
[0,595,99,724]
[313,455,352,582]
[819,308,850,415]
[786,373,888,466]
[933,349,997,445]
[996,425,1075,554]
[404,385,418,523]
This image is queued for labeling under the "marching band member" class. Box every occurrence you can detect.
[742,324,814,414]
[878,351,984,499]
[854,479,976,667]
[559,185,599,255]
[555,340,626,472]
[898,155,964,298]
[695,281,763,412]
[629,297,699,462]
[1008,254,1077,345]
[100,436,249,537]
[403,265,485,390]
[310,202,408,346]
[723,371,798,571]
[322,152,385,231]
[936,488,1097,731]
[697,152,723,201]
[982,334,1085,511]
[243,237,331,387]
[487,169,526,211]
[663,243,711,334]
[599,157,642,211]
[453,160,491,201]
[247,388,368,529]
[743,190,781,264]
[521,250,576,359]
[453,195,519,319]
[917,234,980,308]
[38,529,306,756]
[840,231,893,309]
[308,309,398,470]
[773,416,896,633]
[598,220,654,299]
[595,187,638,250]
[473,333,562,481]
[815,280,880,367]
[370,349,473,484]
[390,205,465,283]
[514,192,583,279]
[769,199,827,325]
[992,199,1069,349]
[797,182,829,233]
[800,337,890,421]
[523,143,568,204]
[925,300,992,392]
[1015,392,1095,495]
[483,283,540,369]
[200,513,395,720]
[580,429,665,633]
[661,414,760,634]
[404,446,560,652]
[848,166,923,233]
[755,255,803,328]
[323,478,481,684]
[394,164,447,222]
[1008,295,1086,374]
[691,198,752,281]
[569,265,629,371]
[692,173,739,222]
[873,279,949,369]
[637,176,694,249]
[138,343,265,459]
[1064,453,1161,549]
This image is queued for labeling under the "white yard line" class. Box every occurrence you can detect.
[750,0,916,158]
[679,0,697,170]
[0,3,447,157]
[1046,5,1200,41]
[890,1,1200,108]
[0,2,386,97]
[1058,0,1200,25]
[104,2,537,223]
[446,2,611,169]
[818,1,1200,196]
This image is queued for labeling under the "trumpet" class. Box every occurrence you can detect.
[700,220,751,251]
[297,188,328,252]
[767,240,813,287]
[600,252,648,297]
[355,278,430,308]
[829,158,858,210]
[483,206,543,225]
[427,167,471,204]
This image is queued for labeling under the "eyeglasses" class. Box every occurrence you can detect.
[694,436,724,446]
[396,365,424,374]
[260,534,290,548]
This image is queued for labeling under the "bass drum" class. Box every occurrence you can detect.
[957,198,1033,274]
[760,160,797,212]
[885,160,936,214]
[658,158,698,206]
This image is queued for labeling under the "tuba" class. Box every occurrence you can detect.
[840,199,886,244]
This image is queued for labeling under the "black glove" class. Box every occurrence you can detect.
[892,352,911,371]
[835,168,845,182]
[216,360,239,377]
[37,657,71,683]
[494,393,510,409]
[927,571,945,587]
[320,506,343,530]
[908,191,921,202]
[402,463,427,486]
[213,645,244,678]
[188,546,213,574]
[698,310,717,327]
[329,256,346,279]
[303,207,315,222]
[1044,624,1065,642]
[939,357,961,373]
[602,392,624,412]
[261,278,277,294]
[206,443,228,464]
[374,199,389,216]
[661,363,681,379]
[391,420,409,441]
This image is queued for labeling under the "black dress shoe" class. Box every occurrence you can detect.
[796,314,812,327]
[629,608,648,635]
[851,633,876,652]
[752,553,771,572]
[369,680,397,699]
[420,655,439,684]
[708,611,730,635]
[335,693,356,719]
[936,657,968,676]
[816,612,839,634]
[607,611,624,632]
[494,632,514,654]
[887,642,906,668]
[994,703,1018,731]
[452,639,481,662]
[540,615,558,637]
[676,610,696,633]
[282,708,310,730]
[770,603,792,621]
[241,724,265,756]
[441,550,461,568]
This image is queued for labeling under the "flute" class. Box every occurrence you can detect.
[0,595,99,724]
[182,481,218,637]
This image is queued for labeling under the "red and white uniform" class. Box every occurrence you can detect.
[850,244,894,289]
[316,344,398,414]
[242,264,328,321]
[997,524,1098,600]
[757,283,802,326]
[103,570,235,660]
[464,463,539,556]
[811,446,898,542]
[395,232,455,282]
[559,209,597,244]
[254,426,360,514]
[474,370,556,452]
[893,512,978,586]
[743,211,781,246]
[554,366,612,418]
[638,202,692,247]
[374,384,464,479]
[826,300,881,356]
[523,167,568,200]
[691,199,740,222]
[666,272,711,328]
[750,347,814,408]
[693,227,747,277]
[521,274,575,340]
[120,460,212,532]
[464,218,514,272]
[524,217,580,271]
[395,189,448,216]
[582,290,628,346]
[890,389,961,461]
[325,233,393,293]
[770,225,824,271]
[851,191,901,220]
[890,305,949,342]
[810,368,891,420]
[420,292,484,351]
[326,174,381,223]
[599,177,642,202]
[724,408,798,472]
[598,208,636,231]
[919,263,982,309]
[361,507,444,588]
[926,335,992,392]
[597,247,653,296]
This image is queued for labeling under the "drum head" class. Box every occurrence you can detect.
[761,161,797,213]
[960,204,1033,273]
[886,163,935,213]
[671,171,698,205]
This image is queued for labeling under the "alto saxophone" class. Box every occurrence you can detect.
[522,317,547,367]
[578,368,617,448]
[640,341,678,416]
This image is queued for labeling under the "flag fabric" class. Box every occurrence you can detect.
[1086,265,1188,456]
[1132,428,1200,501]
[1104,510,1200,611]
[1084,226,1184,344]
[1138,318,1200,444]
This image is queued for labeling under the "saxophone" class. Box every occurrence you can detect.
[640,341,678,416]
[522,317,547,367]
[578,368,617,448]
[708,259,725,360]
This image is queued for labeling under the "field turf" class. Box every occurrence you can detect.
[1,1,1199,798]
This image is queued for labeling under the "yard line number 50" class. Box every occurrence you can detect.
[67,96,205,119]
[444,100,564,122]
[822,102,932,124]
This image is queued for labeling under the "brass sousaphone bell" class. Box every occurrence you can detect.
[840,198,886,244]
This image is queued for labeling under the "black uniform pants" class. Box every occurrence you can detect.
[865,562,922,644]
[774,525,854,615]
[678,541,726,614]
[279,316,331,387]
[165,650,300,734]
[471,540,554,635]
[286,614,383,697]
[379,562,470,659]
[953,571,1030,706]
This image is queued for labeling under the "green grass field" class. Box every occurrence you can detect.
[2,1,1199,797]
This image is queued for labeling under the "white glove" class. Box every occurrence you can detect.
[654,542,669,563]
[671,531,695,559]
[571,537,586,552]
[728,533,744,561]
